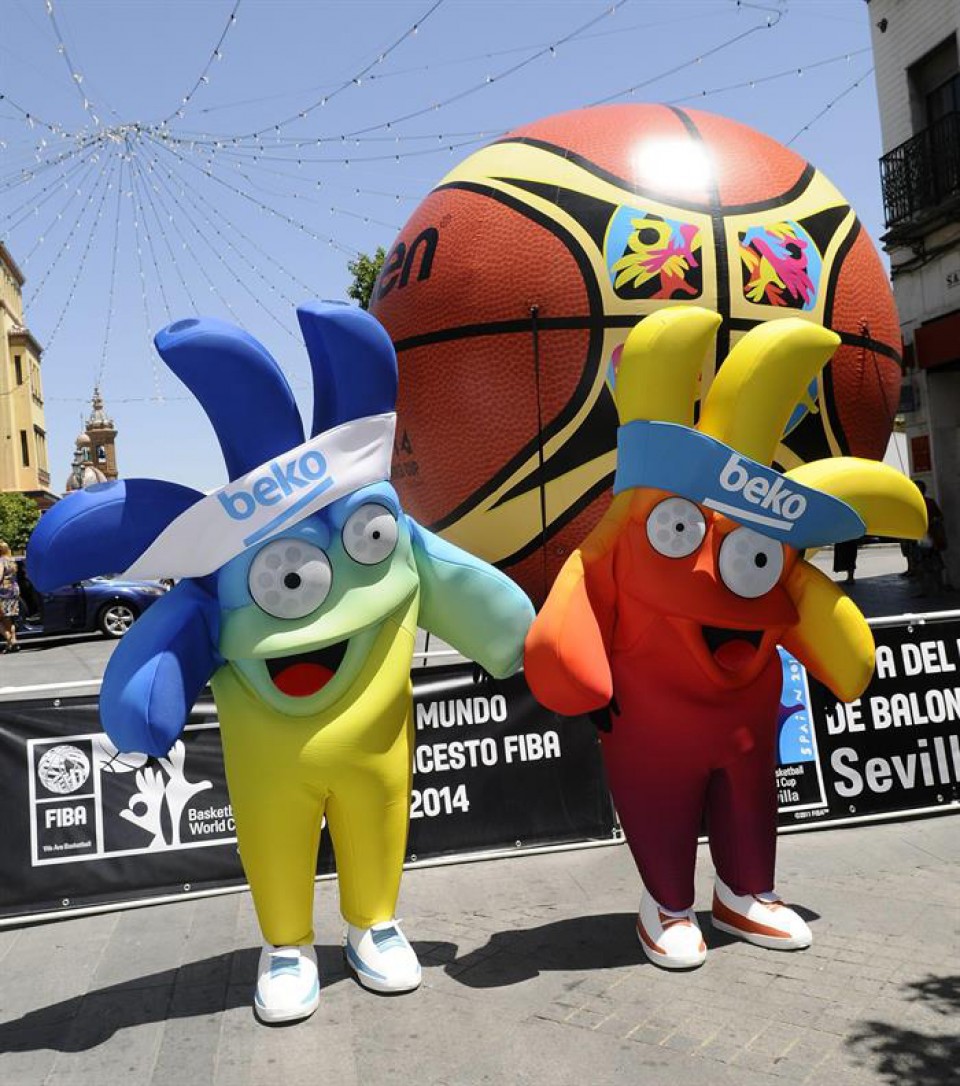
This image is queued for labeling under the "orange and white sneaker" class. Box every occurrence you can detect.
[636,889,707,970]
[711,878,812,951]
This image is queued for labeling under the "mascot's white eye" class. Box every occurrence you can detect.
[248,539,332,619]
[645,497,706,558]
[342,503,399,565]
[718,528,783,599]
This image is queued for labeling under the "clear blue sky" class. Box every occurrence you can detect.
[0,0,884,494]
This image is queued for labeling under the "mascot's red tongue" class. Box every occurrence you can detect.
[273,663,335,698]
[713,638,757,672]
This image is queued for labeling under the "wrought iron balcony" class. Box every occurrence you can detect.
[880,110,960,231]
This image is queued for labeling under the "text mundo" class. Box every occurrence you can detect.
[718,454,807,521]
[218,450,330,521]
[416,694,508,730]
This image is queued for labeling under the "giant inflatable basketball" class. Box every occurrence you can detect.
[370,104,901,604]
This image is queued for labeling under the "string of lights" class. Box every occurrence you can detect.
[0,89,73,138]
[158,0,243,125]
[44,0,102,126]
[0,137,101,193]
[154,0,626,151]
[19,156,101,264]
[589,6,782,106]
[146,146,301,340]
[129,154,202,313]
[138,152,246,326]
[127,157,176,325]
[345,0,629,142]
[786,67,875,146]
[20,155,113,309]
[126,158,169,402]
[0,143,100,231]
[232,0,447,141]
[95,154,126,388]
[178,144,403,230]
[40,153,119,353]
[667,47,871,106]
[143,141,316,297]
[144,132,360,256]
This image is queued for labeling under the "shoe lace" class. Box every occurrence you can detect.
[370,920,409,954]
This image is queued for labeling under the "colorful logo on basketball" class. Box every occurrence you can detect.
[739,221,821,310]
[606,206,702,300]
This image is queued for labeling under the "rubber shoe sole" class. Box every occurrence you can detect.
[254,980,320,1024]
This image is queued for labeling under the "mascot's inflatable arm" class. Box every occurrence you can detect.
[525,308,927,713]
[28,303,533,756]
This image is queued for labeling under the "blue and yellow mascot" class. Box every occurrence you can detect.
[28,302,534,1023]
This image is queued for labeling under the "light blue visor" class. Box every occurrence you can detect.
[614,420,865,549]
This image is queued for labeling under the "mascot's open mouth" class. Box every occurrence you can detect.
[265,640,349,697]
[702,625,763,670]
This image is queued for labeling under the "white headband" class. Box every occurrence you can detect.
[124,413,397,580]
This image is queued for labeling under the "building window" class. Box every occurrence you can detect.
[20,430,29,467]
[909,36,960,133]
[33,427,47,473]
[13,355,22,385]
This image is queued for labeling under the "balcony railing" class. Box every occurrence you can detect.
[880,110,960,229]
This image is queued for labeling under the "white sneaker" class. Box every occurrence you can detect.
[254,944,320,1024]
[345,920,422,994]
[711,877,813,950]
[636,888,707,970]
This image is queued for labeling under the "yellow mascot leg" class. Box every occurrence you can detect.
[325,710,413,929]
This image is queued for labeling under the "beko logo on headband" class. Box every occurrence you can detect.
[715,453,807,526]
[218,450,332,521]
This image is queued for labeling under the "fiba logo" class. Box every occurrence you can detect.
[37,745,91,795]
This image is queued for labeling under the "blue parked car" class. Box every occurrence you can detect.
[15,560,169,639]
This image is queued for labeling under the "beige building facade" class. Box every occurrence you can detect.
[0,242,57,509]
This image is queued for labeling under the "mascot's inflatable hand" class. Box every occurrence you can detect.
[28,303,534,756]
[525,307,928,711]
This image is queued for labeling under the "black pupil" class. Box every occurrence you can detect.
[755,553,768,568]
[372,530,381,540]
[675,522,685,533]
[284,572,302,590]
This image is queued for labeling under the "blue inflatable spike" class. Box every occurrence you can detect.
[154,317,305,481]
[100,580,222,756]
[296,301,398,437]
[26,479,203,592]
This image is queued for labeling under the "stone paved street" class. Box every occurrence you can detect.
[0,816,957,1085]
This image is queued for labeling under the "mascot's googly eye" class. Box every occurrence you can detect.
[249,539,332,619]
[645,497,706,558]
[342,503,398,565]
[718,528,783,599]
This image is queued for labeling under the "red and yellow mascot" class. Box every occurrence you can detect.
[525,308,926,969]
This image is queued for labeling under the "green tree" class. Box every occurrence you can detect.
[347,246,386,310]
[0,493,40,553]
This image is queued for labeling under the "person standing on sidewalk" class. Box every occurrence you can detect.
[915,482,949,596]
[0,541,21,652]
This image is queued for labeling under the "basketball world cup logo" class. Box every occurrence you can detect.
[38,744,91,795]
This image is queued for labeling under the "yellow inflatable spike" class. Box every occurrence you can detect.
[614,307,721,426]
[786,457,928,541]
[781,560,876,702]
[698,319,840,466]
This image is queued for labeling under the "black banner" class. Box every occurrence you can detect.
[792,619,960,825]
[407,668,615,859]
[0,665,615,923]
